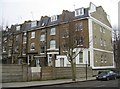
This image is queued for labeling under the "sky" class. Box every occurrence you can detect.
[0,0,119,28]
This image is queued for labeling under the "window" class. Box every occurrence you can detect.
[42,23,45,26]
[50,40,56,49]
[40,34,45,41]
[30,43,35,51]
[8,48,12,56]
[22,44,26,55]
[76,36,83,46]
[23,37,27,44]
[104,40,106,46]
[3,37,7,43]
[100,38,103,46]
[16,35,19,42]
[31,32,35,38]
[15,46,19,52]
[40,46,45,53]
[103,28,105,33]
[50,28,56,35]
[104,55,107,63]
[75,8,84,16]
[60,58,64,67]
[16,26,20,31]
[63,43,68,49]
[31,21,37,27]
[101,55,103,63]
[63,29,69,38]
[3,46,6,52]
[51,15,57,22]
[79,52,83,63]
[100,26,103,32]
[94,36,97,44]
[23,32,27,36]
[75,22,83,31]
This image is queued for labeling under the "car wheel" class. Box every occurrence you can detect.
[106,77,109,81]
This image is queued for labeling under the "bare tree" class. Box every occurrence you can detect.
[113,26,120,69]
[60,16,90,81]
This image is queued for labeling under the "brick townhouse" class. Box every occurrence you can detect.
[2,2,114,70]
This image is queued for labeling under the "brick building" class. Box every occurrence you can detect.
[2,2,114,70]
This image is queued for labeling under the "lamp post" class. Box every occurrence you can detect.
[86,60,87,80]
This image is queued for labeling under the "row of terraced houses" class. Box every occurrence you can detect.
[2,2,115,70]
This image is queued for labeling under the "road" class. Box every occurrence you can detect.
[5,79,119,89]
[43,79,119,88]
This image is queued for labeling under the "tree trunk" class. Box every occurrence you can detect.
[71,60,76,81]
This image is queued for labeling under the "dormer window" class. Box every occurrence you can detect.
[42,23,45,26]
[51,15,57,22]
[75,8,84,16]
[31,21,37,27]
[16,26,20,31]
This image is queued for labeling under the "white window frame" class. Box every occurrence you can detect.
[50,28,56,35]
[3,46,6,52]
[60,58,64,67]
[8,48,11,56]
[16,26,20,31]
[23,37,27,44]
[31,21,37,27]
[75,22,83,31]
[40,34,45,41]
[101,55,103,63]
[3,37,7,43]
[100,38,103,46]
[51,15,57,22]
[104,40,106,46]
[23,32,27,36]
[16,35,19,42]
[31,32,35,38]
[50,40,56,49]
[30,43,35,51]
[79,52,83,63]
[103,28,105,33]
[15,46,19,52]
[100,26,103,33]
[22,44,26,55]
[75,8,84,16]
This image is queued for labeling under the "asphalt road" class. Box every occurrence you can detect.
[7,79,119,89]
[43,79,120,88]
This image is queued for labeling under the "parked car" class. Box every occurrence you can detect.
[115,71,120,78]
[96,71,117,80]
[111,70,120,78]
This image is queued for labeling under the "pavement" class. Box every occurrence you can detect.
[2,77,96,88]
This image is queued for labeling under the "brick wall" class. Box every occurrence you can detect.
[2,65,93,82]
[2,64,31,83]
[41,67,93,80]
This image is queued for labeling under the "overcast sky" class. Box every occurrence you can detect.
[0,0,119,28]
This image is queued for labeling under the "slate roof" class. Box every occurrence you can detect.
[9,7,89,32]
